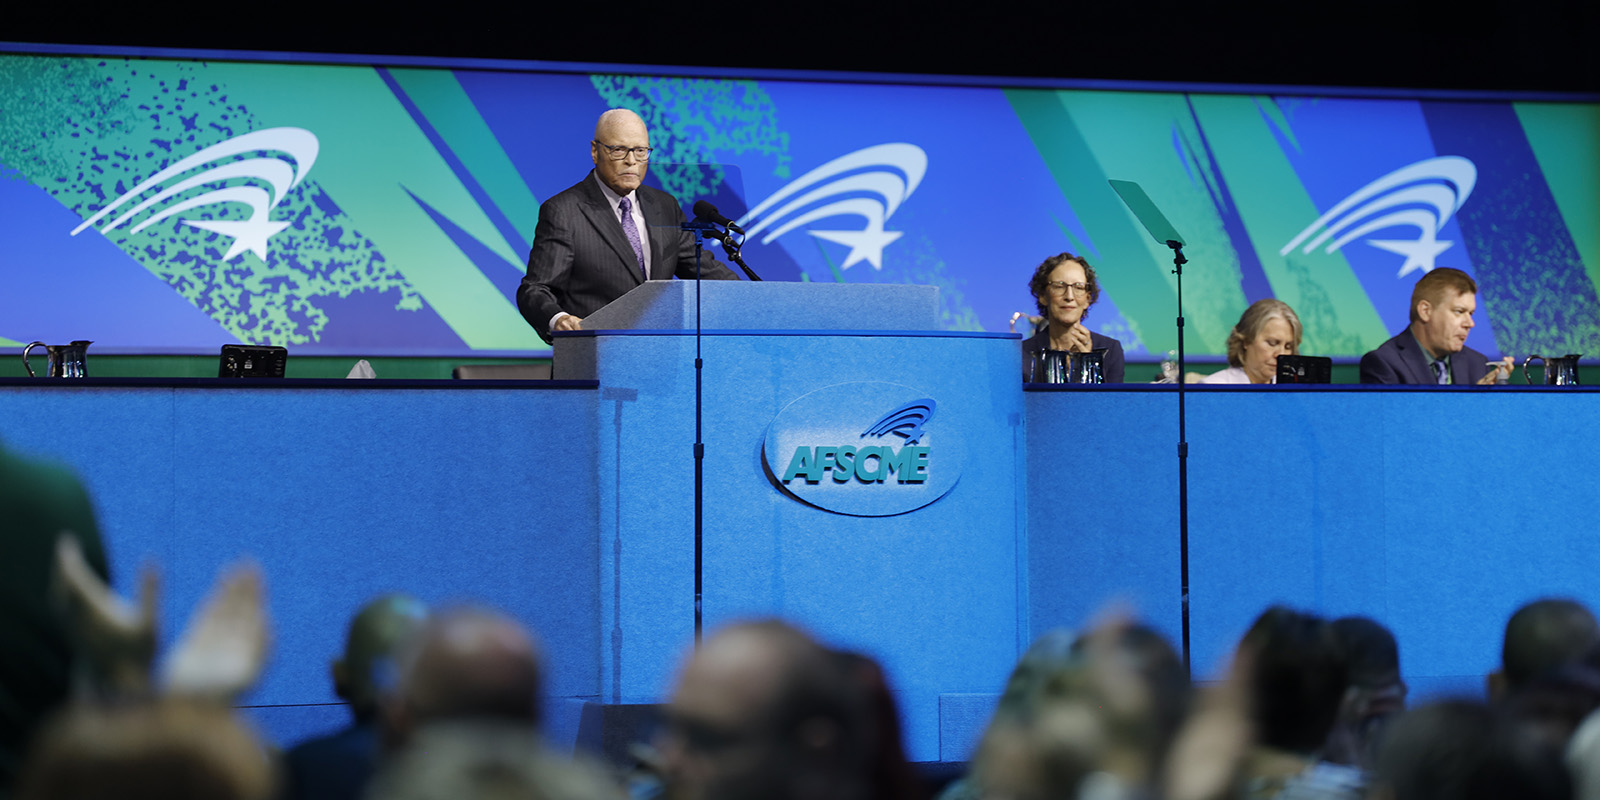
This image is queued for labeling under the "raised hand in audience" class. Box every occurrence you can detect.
[161,562,269,700]
[1164,651,1254,800]
[55,535,270,702]
[54,535,158,697]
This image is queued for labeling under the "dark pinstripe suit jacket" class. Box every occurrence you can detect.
[517,172,737,342]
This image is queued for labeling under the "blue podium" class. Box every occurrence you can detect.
[553,280,1026,761]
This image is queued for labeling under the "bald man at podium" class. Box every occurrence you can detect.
[517,109,737,343]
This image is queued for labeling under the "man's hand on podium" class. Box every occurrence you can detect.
[553,315,584,333]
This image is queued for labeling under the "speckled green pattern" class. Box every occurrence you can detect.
[0,55,419,346]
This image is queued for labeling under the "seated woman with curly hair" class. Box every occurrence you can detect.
[1022,253,1125,383]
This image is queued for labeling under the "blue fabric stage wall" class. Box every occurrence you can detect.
[0,383,603,747]
[1027,385,1600,701]
[1025,388,1182,657]
[3,379,1596,760]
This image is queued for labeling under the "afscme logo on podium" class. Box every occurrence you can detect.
[762,383,966,517]
[780,399,934,485]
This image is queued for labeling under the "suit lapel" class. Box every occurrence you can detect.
[1398,330,1436,384]
[638,189,674,280]
[577,176,646,287]
[1451,352,1479,385]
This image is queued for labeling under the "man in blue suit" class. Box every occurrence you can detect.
[1359,268,1499,385]
[517,108,737,344]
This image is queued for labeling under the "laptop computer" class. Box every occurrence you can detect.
[1276,354,1332,384]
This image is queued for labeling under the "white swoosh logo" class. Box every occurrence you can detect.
[737,143,926,271]
[1281,155,1476,278]
[71,127,319,262]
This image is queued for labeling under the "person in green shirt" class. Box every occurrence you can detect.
[0,439,106,799]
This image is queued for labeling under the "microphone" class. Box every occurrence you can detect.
[692,200,745,235]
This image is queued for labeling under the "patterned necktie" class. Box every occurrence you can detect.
[1432,359,1448,384]
[617,196,647,281]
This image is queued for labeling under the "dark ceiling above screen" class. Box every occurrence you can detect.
[6,1,1596,93]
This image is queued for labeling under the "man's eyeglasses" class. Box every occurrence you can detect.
[1045,281,1090,296]
[594,141,653,162]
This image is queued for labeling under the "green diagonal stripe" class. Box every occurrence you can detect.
[1516,102,1600,295]
[1186,95,1387,354]
[1007,89,1176,352]
[199,61,540,350]
[1046,90,1250,352]
[1009,89,1261,353]
[387,68,542,253]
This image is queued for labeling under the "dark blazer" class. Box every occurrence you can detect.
[1359,328,1490,385]
[517,172,738,342]
[1022,330,1127,384]
[281,721,377,800]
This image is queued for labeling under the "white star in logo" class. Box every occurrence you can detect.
[809,226,904,271]
[183,218,292,262]
[1367,232,1453,278]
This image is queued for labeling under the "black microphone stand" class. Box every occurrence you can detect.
[716,230,763,282]
[680,219,722,647]
[1106,179,1193,676]
[1168,239,1191,677]
[679,215,762,648]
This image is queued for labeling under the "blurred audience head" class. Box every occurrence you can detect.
[1373,700,1570,800]
[1494,598,1600,699]
[971,705,1105,800]
[994,628,1078,721]
[659,619,872,800]
[1504,657,1600,754]
[366,723,621,800]
[1239,606,1348,754]
[970,620,1189,800]
[1071,621,1191,769]
[17,700,272,800]
[333,593,428,722]
[1565,706,1600,800]
[387,606,543,750]
[1324,615,1407,769]
[833,651,924,800]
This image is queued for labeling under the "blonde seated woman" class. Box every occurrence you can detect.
[1199,298,1302,384]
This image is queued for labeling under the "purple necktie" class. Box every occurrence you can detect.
[618,196,647,281]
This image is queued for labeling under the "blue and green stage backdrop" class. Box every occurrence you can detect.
[2,47,1597,358]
